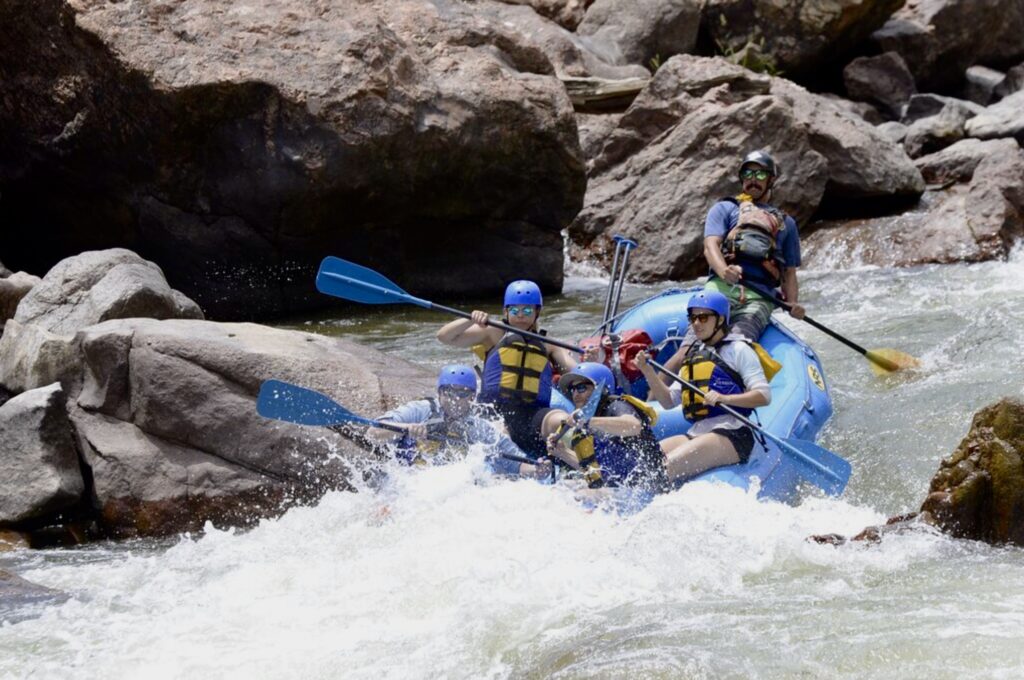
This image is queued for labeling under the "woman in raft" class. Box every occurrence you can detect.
[635,289,771,483]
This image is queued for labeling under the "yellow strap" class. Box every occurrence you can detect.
[620,394,659,427]
[751,342,782,382]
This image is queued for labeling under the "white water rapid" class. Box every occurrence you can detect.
[2,248,1024,679]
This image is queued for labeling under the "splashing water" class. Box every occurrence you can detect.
[3,249,1024,678]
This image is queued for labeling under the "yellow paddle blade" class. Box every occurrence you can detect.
[865,348,921,375]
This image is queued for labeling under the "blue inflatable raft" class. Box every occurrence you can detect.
[554,287,835,503]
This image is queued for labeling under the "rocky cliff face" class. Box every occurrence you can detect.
[0,0,586,320]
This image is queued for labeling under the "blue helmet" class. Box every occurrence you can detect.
[503,280,543,308]
[437,364,478,392]
[558,362,619,396]
[687,290,731,325]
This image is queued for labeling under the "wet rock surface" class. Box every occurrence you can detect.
[814,398,1024,548]
[70,318,435,538]
[0,569,68,623]
[803,138,1024,269]
[0,0,585,320]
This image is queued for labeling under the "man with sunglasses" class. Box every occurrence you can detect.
[435,280,580,459]
[370,364,550,478]
[702,150,805,343]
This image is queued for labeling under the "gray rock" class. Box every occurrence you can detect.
[13,249,203,337]
[703,0,904,79]
[0,383,84,525]
[497,0,594,30]
[872,0,1024,91]
[877,121,909,144]
[0,262,10,278]
[576,0,701,68]
[0,569,68,623]
[965,90,1024,143]
[964,65,1006,106]
[576,113,623,164]
[903,103,974,158]
[569,55,922,281]
[902,93,983,125]
[475,1,649,79]
[0,320,80,394]
[71,318,435,537]
[995,62,1024,99]
[0,0,585,319]
[804,138,1024,268]
[843,52,916,117]
[0,272,40,334]
[821,94,885,126]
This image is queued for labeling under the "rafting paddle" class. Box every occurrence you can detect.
[256,380,537,466]
[646,360,851,496]
[315,256,584,354]
[740,279,919,375]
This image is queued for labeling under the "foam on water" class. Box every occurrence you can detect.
[4,249,1024,678]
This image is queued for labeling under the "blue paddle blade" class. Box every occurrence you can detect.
[775,436,852,496]
[581,379,606,421]
[257,380,374,428]
[316,256,423,307]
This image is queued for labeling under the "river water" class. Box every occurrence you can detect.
[2,247,1023,679]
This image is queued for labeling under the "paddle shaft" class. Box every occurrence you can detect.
[319,270,583,353]
[647,359,844,483]
[737,278,880,358]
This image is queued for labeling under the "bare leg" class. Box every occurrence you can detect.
[663,432,741,483]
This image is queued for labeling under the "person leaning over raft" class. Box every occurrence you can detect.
[703,150,806,340]
[635,291,770,484]
[545,363,668,493]
[368,364,551,479]
[435,281,581,459]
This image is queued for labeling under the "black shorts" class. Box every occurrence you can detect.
[689,426,755,464]
[492,403,552,460]
[711,426,755,464]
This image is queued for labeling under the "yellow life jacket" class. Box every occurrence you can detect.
[480,332,553,405]
[680,340,752,421]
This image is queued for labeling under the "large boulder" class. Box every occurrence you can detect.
[872,0,1024,91]
[843,52,916,118]
[0,0,585,320]
[569,55,923,281]
[576,0,702,69]
[902,102,975,158]
[0,249,202,393]
[816,399,1024,548]
[473,1,649,80]
[70,318,435,538]
[702,0,904,81]
[965,90,1024,143]
[0,271,40,334]
[803,138,1024,268]
[0,383,84,525]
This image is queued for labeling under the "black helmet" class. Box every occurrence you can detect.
[738,150,779,179]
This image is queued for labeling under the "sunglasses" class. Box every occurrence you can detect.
[687,312,716,323]
[740,168,771,181]
[567,382,593,394]
[506,306,535,317]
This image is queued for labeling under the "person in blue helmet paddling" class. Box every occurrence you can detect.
[702,150,805,342]
[635,290,771,483]
[545,362,668,492]
[369,365,551,479]
[436,281,581,459]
